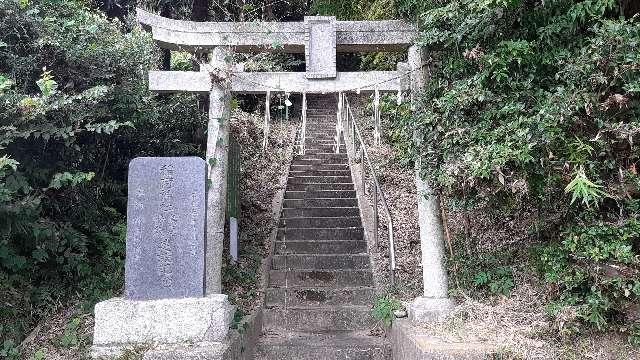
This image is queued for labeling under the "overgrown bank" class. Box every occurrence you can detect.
[381,0,640,353]
[1,0,206,353]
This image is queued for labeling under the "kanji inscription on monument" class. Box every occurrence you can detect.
[124,157,206,300]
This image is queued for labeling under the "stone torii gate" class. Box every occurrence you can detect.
[137,8,452,323]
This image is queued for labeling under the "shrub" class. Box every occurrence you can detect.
[0,0,205,344]
[536,219,640,336]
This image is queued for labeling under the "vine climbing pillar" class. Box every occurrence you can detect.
[204,46,232,295]
[408,45,455,324]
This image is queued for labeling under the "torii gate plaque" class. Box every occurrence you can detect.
[136,9,420,296]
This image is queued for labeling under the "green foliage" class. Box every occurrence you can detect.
[536,220,640,339]
[28,348,45,360]
[564,167,608,208]
[58,317,82,348]
[473,266,514,296]
[388,0,640,339]
[630,324,640,346]
[170,51,195,71]
[371,294,402,327]
[1,339,19,360]
[449,250,516,297]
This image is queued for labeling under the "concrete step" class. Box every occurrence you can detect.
[283,198,358,208]
[285,183,354,191]
[306,124,338,131]
[263,306,376,331]
[305,133,336,139]
[305,139,340,145]
[291,159,348,166]
[269,269,373,287]
[306,113,336,117]
[276,227,364,240]
[285,190,356,199]
[265,287,375,307]
[256,331,390,360]
[282,207,359,218]
[288,176,352,184]
[274,240,366,254]
[289,169,351,177]
[290,164,349,171]
[305,127,337,132]
[279,216,361,227]
[297,153,347,161]
[304,148,346,155]
[305,131,337,136]
[272,254,370,270]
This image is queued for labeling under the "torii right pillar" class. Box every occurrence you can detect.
[407,45,455,324]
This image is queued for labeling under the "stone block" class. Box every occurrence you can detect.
[408,297,455,325]
[391,318,496,360]
[91,295,234,358]
[304,16,337,79]
[125,157,206,300]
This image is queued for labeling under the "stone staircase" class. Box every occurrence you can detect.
[256,95,390,359]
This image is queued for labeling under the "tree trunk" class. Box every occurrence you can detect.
[192,0,210,21]
[621,0,640,17]
[192,0,211,150]
[263,0,275,21]
[160,6,172,70]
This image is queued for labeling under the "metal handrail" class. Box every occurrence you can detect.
[337,93,396,286]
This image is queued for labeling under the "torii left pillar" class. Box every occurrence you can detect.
[204,47,231,294]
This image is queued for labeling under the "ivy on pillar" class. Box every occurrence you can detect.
[203,46,232,295]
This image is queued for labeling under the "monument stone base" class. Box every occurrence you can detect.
[408,297,455,325]
[91,294,235,358]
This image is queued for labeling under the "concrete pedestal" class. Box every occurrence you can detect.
[408,297,455,324]
[91,294,235,358]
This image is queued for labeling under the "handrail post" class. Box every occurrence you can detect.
[373,182,379,248]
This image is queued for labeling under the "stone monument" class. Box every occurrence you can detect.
[124,157,206,300]
[91,157,234,358]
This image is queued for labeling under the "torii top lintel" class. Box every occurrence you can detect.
[136,8,417,54]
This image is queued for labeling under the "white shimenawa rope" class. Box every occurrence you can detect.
[262,90,271,150]
[237,63,425,151]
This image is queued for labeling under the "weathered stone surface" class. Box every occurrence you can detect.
[263,306,376,331]
[256,331,390,360]
[139,311,263,360]
[391,319,496,360]
[266,287,375,307]
[148,71,407,94]
[204,47,231,295]
[268,269,373,288]
[91,295,235,356]
[304,17,336,79]
[125,157,206,300]
[415,170,449,299]
[136,8,417,53]
[408,297,455,324]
